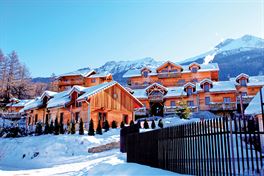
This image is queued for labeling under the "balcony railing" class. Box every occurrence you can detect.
[157,72,181,79]
[134,107,148,116]
[148,95,164,102]
[129,84,150,89]
[164,106,198,114]
[58,80,83,86]
[209,102,237,111]
[237,96,254,104]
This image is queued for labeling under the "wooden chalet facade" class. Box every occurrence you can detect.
[52,69,113,92]
[21,81,143,129]
[123,61,264,117]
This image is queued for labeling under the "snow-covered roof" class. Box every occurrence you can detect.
[235,73,249,82]
[6,99,34,108]
[164,87,187,98]
[89,72,112,78]
[183,82,196,88]
[21,97,43,111]
[145,82,168,92]
[197,81,236,92]
[230,75,264,87]
[56,68,96,79]
[123,63,219,78]
[40,91,57,100]
[132,89,148,99]
[188,62,201,69]
[199,78,213,86]
[245,87,264,115]
[47,91,70,109]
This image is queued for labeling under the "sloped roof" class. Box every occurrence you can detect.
[156,61,183,71]
[245,87,264,115]
[6,99,34,108]
[183,82,196,88]
[123,63,219,78]
[56,68,96,79]
[164,86,187,98]
[197,81,236,92]
[199,78,213,86]
[47,91,70,109]
[230,75,264,87]
[145,82,168,92]
[21,97,43,111]
[89,72,112,78]
[188,62,201,69]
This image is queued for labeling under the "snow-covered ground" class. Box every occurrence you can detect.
[0,125,188,176]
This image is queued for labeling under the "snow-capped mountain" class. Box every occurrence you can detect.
[32,34,264,84]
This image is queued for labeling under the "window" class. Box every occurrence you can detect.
[191,67,198,73]
[75,112,80,123]
[171,69,178,73]
[187,87,193,96]
[240,79,247,86]
[76,101,82,107]
[123,115,129,124]
[205,97,210,105]
[143,71,148,78]
[98,112,107,122]
[204,84,210,92]
[91,78,96,83]
[60,113,64,124]
[187,101,194,107]
[170,101,176,107]
[223,97,231,103]
[241,92,247,97]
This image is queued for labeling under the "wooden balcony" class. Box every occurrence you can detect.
[237,96,254,104]
[157,72,181,79]
[129,84,150,89]
[148,95,164,102]
[134,107,148,116]
[209,102,237,111]
[164,106,177,114]
[58,80,83,86]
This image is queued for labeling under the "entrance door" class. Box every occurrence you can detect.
[150,102,164,117]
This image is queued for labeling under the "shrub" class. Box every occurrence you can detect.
[44,118,50,134]
[54,117,59,135]
[67,120,70,134]
[96,120,102,135]
[71,120,76,134]
[49,120,54,134]
[120,121,125,128]
[88,119,95,136]
[143,119,149,129]
[79,118,84,135]
[59,119,64,134]
[111,120,117,129]
[35,122,43,136]
[158,119,164,128]
[151,120,156,129]
[103,120,110,132]
[129,120,134,126]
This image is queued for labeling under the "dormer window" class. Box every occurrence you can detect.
[240,79,247,87]
[91,78,96,83]
[191,67,198,73]
[204,84,210,92]
[187,87,193,96]
[143,71,148,78]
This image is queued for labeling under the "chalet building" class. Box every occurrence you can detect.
[6,98,34,113]
[123,61,264,117]
[21,81,143,129]
[52,68,113,92]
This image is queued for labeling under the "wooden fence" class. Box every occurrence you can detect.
[126,117,264,175]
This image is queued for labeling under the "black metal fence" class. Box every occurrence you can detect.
[126,117,264,175]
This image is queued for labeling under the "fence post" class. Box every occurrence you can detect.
[230,115,236,175]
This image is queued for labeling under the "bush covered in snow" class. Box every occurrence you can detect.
[0,126,27,138]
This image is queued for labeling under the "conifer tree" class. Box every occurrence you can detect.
[71,120,76,134]
[59,118,64,134]
[129,120,134,126]
[137,121,142,129]
[79,118,84,135]
[96,120,102,135]
[44,118,49,134]
[158,119,164,128]
[35,122,43,136]
[67,120,70,134]
[88,119,95,136]
[49,120,54,134]
[111,120,117,129]
[120,121,125,128]
[103,119,110,132]
[151,120,156,129]
[54,117,59,135]
[143,119,149,129]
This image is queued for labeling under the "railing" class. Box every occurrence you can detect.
[126,117,264,175]
[0,112,23,119]
[134,107,148,116]
[237,96,254,104]
[157,72,181,78]
[129,84,150,89]
[58,80,83,86]
[148,95,164,102]
[209,102,237,111]
[164,106,177,114]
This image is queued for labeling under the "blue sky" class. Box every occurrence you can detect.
[0,0,263,77]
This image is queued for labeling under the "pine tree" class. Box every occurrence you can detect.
[111,120,117,129]
[67,120,70,134]
[143,119,149,129]
[35,122,43,136]
[103,119,110,132]
[88,119,95,136]
[129,120,134,126]
[120,121,125,128]
[44,118,50,134]
[137,121,142,129]
[96,120,102,135]
[49,120,54,134]
[54,117,59,135]
[79,118,84,135]
[151,120,156,129]
[59,118,64,134]
[158,119,164,128]
[71,120,76,134]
